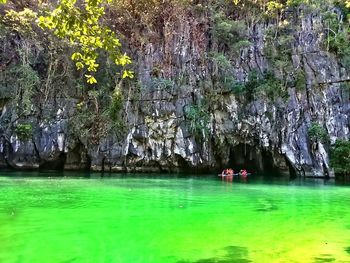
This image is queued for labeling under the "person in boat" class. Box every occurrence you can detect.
[227,168,234,176]
[241,169,248,178]
[221,169,227,176]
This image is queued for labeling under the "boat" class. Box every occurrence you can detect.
[217,172,252,177]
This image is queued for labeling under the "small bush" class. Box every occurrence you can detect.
[286,0,305,7]
[184,103,210,139]
[14,123,32,141]
[308,122,329,144]
[255,71,287,99]
[230,81,246,95]
[330,139,350,176]
[210,51,232,73]
[234,70,286,101]
[151,77,175,90]
[323,10,350,67]
[109,86,123,122]
[212,12,248,52]
[294,70,306,91]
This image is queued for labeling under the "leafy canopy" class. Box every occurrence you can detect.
[2,8,37,35]
[38,0,133,84]
[330,140,350,176]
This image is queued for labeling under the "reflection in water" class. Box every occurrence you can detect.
[345,247,350,255]
[178,246,252,263]
[313,254,336,262]
[254,198,279,212]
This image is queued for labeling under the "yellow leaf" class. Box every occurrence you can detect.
[71,52,82,60]
[122,70,134,79]
[76,62,84,69]
[85,75,97,84]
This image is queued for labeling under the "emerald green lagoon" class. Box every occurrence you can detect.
[0,173,350,263]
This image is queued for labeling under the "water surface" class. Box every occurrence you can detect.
[0,172,350,263]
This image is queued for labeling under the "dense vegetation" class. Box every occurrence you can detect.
[330,140,350,177]
[0,0,349,175]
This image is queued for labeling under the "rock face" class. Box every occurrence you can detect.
[0,5,349,177]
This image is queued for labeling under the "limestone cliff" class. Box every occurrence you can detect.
[0,2,349,177]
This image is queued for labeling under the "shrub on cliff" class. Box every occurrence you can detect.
[330,140,350,176]
[14,123,32,141]
[184,102,210,139]
[308,122,330,144]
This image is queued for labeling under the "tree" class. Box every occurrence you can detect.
[330,140,350,176]
[38,0,133,84]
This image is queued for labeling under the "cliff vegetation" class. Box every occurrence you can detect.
[0,0,349,178]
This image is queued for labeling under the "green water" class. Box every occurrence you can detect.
[0,173,350,263]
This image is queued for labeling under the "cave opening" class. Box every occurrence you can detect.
[227,144,292,177]
[39,152,67,171]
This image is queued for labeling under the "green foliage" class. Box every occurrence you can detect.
[232,0,290,19]
[264,25,294,73]
[233,70,286,101]
[11,64,39,90]
[286,0,305,7]
[210,51,231,73]
[212,11,250,52]
[0,56,40,116]
[10,63,39,115]
[328,30,347,55]
[233,40,252,50]
[184,103,210,139]
[323,8,350,66]
[230,70,260,100]
[230,81,246,95]
[330,139,350,176]
[263,22,299,98]
[70,76,126,144]
[255,71,287,99]
[14,123,32,141]
[340,82,350,92]
[334,0,350,20]
[308,122,330,144]
[294,69,306,91]
[209,51,235,89]
[329,31,350,67]
[70,102,125,144]
[219,76,237,91]
[151,78,175,90]
[265,1,284,16]
[1,8,37,35]
[109,86,123,121]
[69,106,98,142]
[244,70,260,100]
[38,0,133,84]
[232,0,340,11]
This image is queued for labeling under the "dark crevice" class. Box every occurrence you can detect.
[64,142,91,171]
[287,156,297,179]
[39,152,66,171]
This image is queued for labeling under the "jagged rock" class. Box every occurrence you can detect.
[0,6,349,177]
